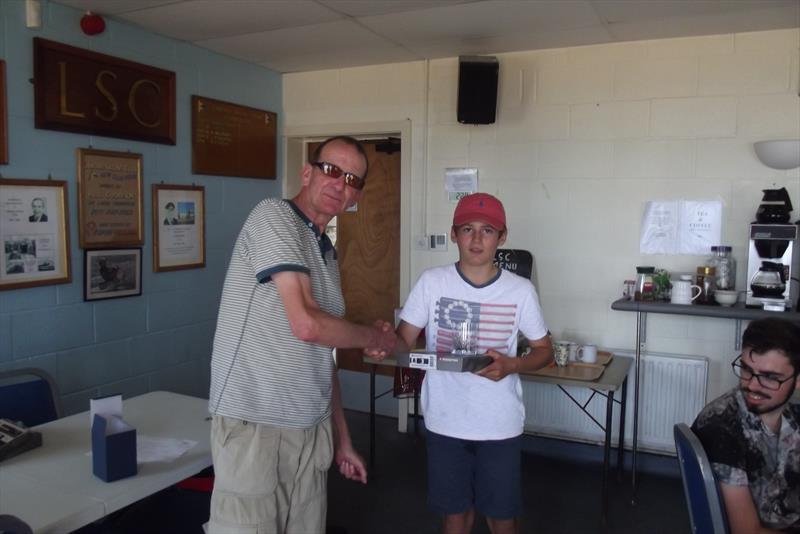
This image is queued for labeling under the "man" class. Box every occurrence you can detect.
[207,136,396,534]
[692,318,800,533]
[29,198,47,222]
[163,202,178,225]
[368,193,552,534]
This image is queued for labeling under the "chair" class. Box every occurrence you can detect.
[0,515,33,534]
[0,368,62,427]
[673,423,730,534]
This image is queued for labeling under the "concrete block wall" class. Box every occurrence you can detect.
[284,28,800,409]
[0,0,283,415]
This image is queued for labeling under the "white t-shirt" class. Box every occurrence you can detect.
[399,263,549,440]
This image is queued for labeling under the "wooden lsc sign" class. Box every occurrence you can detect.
[33,38,176,145]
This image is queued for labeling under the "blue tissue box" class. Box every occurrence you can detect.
[92,414,137,482]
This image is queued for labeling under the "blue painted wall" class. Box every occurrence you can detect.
[0,0,283,415]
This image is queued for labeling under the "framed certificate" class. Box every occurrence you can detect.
[0,178,71,290]
[152,183,205,272]
[77,148,144,248]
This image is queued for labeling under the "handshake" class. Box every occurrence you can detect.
[363,320,398,362]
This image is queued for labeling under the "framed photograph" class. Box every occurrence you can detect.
[0,60,7,164]
[77,148,144,248]
[84,248,142,301]
[0,178,71,291]
[152,184,205,272]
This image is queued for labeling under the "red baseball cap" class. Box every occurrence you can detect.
[453,193,506,230]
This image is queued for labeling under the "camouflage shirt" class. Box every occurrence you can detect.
[692,388,800,531]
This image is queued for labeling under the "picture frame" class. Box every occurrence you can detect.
[84,248,142,301]
[152,183,205,272]
[0,178,71,291]
[77,148,144,249]
[0,59,7,164]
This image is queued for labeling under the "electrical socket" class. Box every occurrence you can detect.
[414,235,428,250]
[430,234,448,251]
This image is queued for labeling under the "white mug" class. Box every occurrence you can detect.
[577,344,598,364]
[671,279,702,305]
[567,342,579,361]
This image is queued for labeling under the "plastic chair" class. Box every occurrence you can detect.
[673,423,730,534]
[0,515,33,534]
[0,368,62,427]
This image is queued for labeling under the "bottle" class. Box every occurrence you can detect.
[696,266,716,304]
[707,245,736,290]
[635,266,656,301]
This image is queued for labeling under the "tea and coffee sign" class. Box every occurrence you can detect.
[33,38,176,145]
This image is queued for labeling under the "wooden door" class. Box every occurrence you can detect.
[308,139,400,375]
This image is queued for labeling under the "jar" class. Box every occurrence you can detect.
[707,245,736,290]
[635,266,656,301]
[696,266,716,304]
[623,280,636,300]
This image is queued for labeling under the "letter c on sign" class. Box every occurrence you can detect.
[128,79,161,128]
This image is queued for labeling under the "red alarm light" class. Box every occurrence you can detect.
[80,12,105,35]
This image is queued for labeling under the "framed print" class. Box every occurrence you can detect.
[0,178,71,290]
[152,184,205,271]
[84,248,142,301]
[77,148,144,248]
[0,59,7,164]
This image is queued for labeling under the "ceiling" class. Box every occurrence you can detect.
[54,0,800,74]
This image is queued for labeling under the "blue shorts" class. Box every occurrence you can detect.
[426,430,522,519]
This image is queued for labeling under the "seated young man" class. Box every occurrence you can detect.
[692,318,800,534]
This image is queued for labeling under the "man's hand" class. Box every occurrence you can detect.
[475,349,519,381]
[363,320,396,362]
[335,442,367,484]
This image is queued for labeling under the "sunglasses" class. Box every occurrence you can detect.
[311,161,365,191]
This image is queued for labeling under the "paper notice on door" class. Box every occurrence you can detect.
[639,200,722,255]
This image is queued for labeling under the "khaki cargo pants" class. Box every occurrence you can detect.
[205,415,333,534]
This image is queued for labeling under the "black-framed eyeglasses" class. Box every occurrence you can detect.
[311,161,365,191]
[731,355,797,391]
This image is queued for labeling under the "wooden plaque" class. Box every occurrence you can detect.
[191,95,276,179]
[0,60,7,164]
[33,38,176,145]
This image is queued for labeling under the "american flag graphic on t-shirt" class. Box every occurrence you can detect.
[434,296,516,354]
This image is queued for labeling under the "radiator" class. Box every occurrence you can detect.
[522,351,708,454]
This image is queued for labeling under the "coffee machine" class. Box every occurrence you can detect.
[745,188,799,310]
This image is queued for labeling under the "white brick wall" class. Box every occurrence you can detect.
[284,28,800,402]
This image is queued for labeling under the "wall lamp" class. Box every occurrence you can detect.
[754,139,800,170]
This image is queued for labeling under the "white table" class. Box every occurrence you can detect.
[0,391,212,533]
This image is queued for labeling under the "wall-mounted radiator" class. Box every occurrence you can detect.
[522,351,708,454]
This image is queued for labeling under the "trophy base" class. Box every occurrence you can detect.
[395,351,492,372]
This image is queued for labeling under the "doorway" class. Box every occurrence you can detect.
[307,139,401,374]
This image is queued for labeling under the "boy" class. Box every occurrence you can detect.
[379,193,553,534]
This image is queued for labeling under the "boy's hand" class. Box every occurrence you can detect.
[475,349,518,381]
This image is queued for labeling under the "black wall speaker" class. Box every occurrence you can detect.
[457,55,499,125]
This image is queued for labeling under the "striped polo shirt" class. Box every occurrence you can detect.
[209,198,344,428]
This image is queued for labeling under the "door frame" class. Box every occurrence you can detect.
[284,120,412,298]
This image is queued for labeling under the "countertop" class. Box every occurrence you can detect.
[611,297,800,321]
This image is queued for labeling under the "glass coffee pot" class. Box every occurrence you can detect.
[750,261,786,298]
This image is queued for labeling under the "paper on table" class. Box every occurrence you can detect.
[90,395,123,427]
[136,435,197,463]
